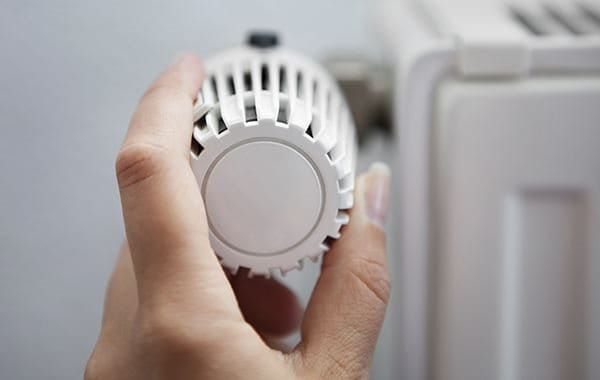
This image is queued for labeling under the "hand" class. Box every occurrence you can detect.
[85,54,391,380]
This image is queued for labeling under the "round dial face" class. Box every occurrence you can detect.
[203,140,323,256]
[191,45,357,275]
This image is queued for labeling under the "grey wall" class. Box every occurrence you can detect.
[0,1,384,379]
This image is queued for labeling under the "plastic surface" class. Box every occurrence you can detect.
[423,0,600,78]
[204,140,322,255]
[374,1,600,379]
[433,77,600,380]
[191,44,357,277]
[247,31,279,48]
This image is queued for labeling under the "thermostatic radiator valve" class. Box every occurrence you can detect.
[191,33,357,277]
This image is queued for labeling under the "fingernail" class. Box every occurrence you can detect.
[365,162,391,227]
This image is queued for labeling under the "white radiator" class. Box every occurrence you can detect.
[374,1,600,379]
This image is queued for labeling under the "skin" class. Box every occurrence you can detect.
[85,53,391,380]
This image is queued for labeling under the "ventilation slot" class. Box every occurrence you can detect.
[511,7,546,35]
[545,5,583,35]
[338,173,353,192]
[581,4,600,28]
[210,76,219,101]
[226,75,235,95]
[194,114,208,130]
[191,114,206,156]
[243,71,252,92]
[326,150,333,162]
[278,66,287,94]
[312,81,319,109]
[328,143,341,163]
[297,72,305,100]
[217,113,227,134]
[277,99,288,123]
[245,103,258,122]
[510,3,600,36]
[305,124,313,138]
[261,64,270,90]
[191,137,203,157]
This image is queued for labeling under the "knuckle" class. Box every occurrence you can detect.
[323,352,367,380]
[346,255,391,306]
[135,309,220,357]
[137,314,194,350]
[115,143,166,189]
[134,311,249,364]
[323,355,368,380]
[301,348,367,380]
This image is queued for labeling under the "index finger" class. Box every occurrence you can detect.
[116,54,234,309]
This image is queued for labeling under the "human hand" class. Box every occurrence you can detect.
[85,54,391,380]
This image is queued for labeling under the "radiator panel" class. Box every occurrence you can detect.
[433,78,600,380]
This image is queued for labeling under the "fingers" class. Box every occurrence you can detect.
[297,163,391,378]
[229,270,303,337]
[121,54,203,157]
[116,54,235,312]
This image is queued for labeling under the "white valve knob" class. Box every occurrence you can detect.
[191,36,357,277]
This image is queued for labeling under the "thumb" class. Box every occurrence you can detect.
[296,163,391,378]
